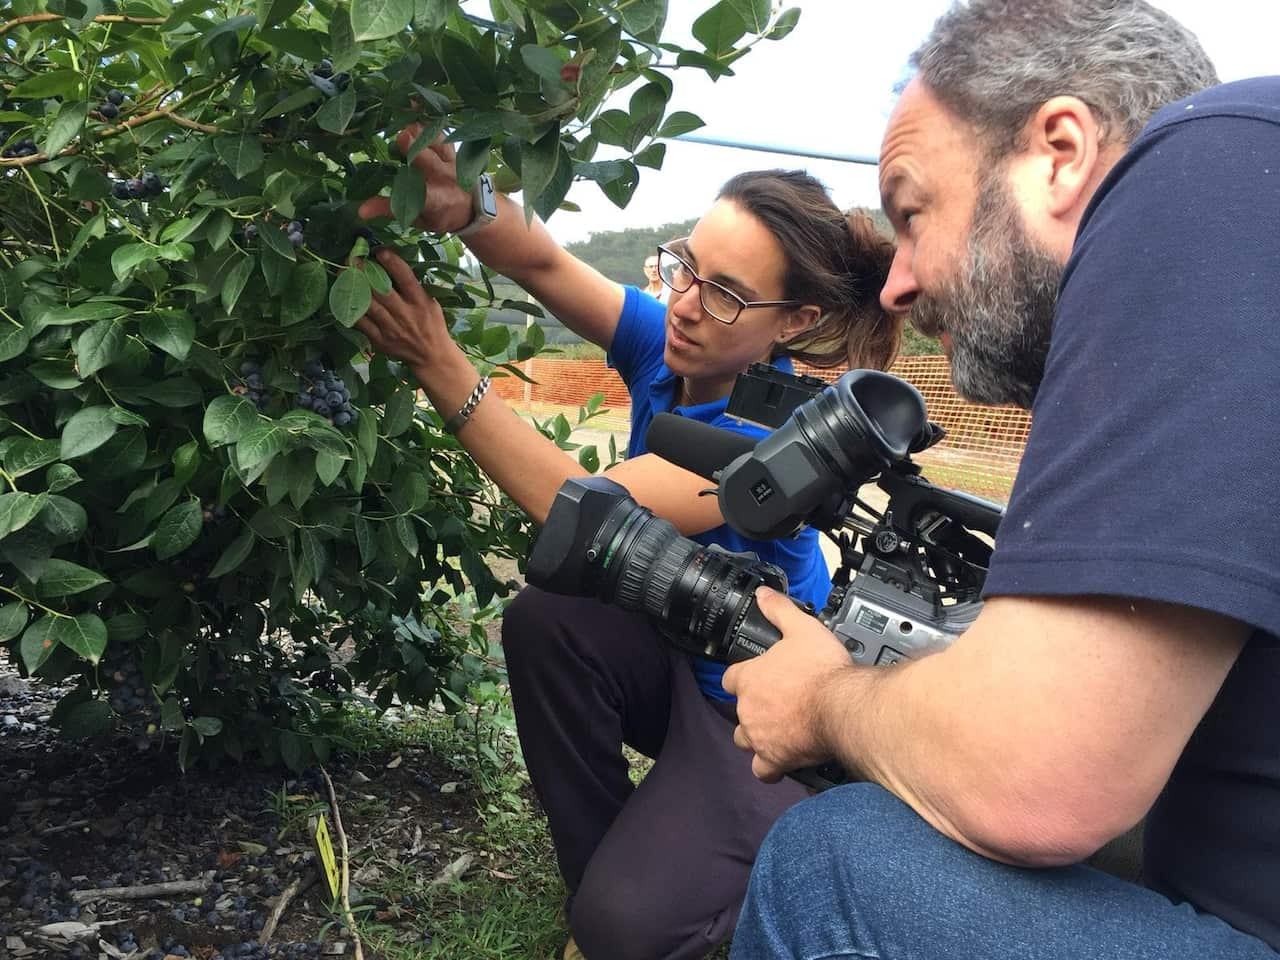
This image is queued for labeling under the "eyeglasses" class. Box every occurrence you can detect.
[656,240,801,325]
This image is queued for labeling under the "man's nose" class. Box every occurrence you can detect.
[879,247,919,314]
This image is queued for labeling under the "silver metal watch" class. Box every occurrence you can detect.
[456,173,498,238]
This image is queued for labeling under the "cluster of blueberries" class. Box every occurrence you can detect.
[297,359,358,428]
[106,657,160,729]
[241,220,305,248]
[309,58,351,97]
[1,137,38,159]
[112,170,166,200]
[233,359,271,413]
[98,88,127,119]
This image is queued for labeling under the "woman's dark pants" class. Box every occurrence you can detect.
[502,586,809,960]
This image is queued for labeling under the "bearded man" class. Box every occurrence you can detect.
[722,2,1280,957]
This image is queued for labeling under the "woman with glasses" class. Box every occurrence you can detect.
[356,130,899,960]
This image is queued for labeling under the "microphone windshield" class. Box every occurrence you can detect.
[645,413,758,481]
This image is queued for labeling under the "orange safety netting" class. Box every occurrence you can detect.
[494,356,1031,502]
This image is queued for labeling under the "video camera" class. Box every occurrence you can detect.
[525,365,1004,788]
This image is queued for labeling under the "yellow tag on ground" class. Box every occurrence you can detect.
[313,814,340,900]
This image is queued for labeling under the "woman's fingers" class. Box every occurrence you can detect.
[375,249,426,302]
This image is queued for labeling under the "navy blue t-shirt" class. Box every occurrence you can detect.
[983,77,1280,948]
[609,286,833,700]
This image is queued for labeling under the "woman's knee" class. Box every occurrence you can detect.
[572,867,726,960]
[501,586,575,660]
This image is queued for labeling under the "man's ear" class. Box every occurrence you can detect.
[779,305,821,343]
[1029,95,1104,218]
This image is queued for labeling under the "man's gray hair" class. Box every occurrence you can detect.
[912,0,1219,154]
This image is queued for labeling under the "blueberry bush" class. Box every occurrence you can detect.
[0,0,799,768]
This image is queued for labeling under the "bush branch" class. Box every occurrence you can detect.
[0,14,167,37]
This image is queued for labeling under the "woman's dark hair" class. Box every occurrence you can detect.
[717,169,900,371]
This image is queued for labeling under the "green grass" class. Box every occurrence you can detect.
[323,701,568,959]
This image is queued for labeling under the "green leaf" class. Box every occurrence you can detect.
[634,142,666,170]
[394,514,418,556]
[236,420,292,473]
[329,7,360,72]
[75,319,124,377]
[6,439,61,478]
[39,496,88,542]
[0,492,46,539]
[578,445,600,472]
[316,87,356,134]
[391,163,426,229]
[35,559,110,598]
[9,71,82,100]
[279,729,307,772]
[111,243,194,281]
[60,405,119,460]
[173,440,201,488]
[143,377,203,407]
[766,7,801,41]
[191,716,223,737]
[658,111,705,139]
[221,255,255,314]
[58,613,108,664]
[329,269,371,327]
[351,0,414,41]
[161,697,185,731]
[294,528,326,599]
[46,464,82,493]
[281,261,328,325]
[599,160,640,208]
[20,615,61,673]
[315,450,344,486]
[210,527,255,578]
[204,395,260,447]
[519,127,561,210]
[726,0,770,33]
[140,310,196,360]
[214,134,264,179]
[43,100,88,157]
[106,612,147,644]
[259,222,296,263]
[258,0,304,29]
[0,602,26,641]
[36,301,129,327]
[384,387,415,437]
[693,1,748,56]
[520,44,565,85]
[0,323,32,363]
[153,500,203,560]
[354,514,376,567]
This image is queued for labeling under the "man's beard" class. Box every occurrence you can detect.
[909,175,1062,409]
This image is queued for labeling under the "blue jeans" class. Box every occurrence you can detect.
[731,783,1278,959]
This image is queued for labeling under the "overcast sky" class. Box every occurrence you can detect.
[522,1,1280,253]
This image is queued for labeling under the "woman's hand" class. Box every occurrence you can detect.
[356,248,458,375]
[357,126,473,234]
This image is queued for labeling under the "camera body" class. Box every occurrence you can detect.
[527,364,1004,787]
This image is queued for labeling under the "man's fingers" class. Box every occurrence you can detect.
[732,724,751,752]
[721,663,741,696]
[754,586,808,632]
[751,756,784,784]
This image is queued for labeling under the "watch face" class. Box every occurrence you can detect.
[478,175,498,217]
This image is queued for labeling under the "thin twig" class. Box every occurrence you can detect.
[39,818,90,836]
[320,766,365,960]
[70,878,209,904]
[0,14,166,37]
[258,872,317,946]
